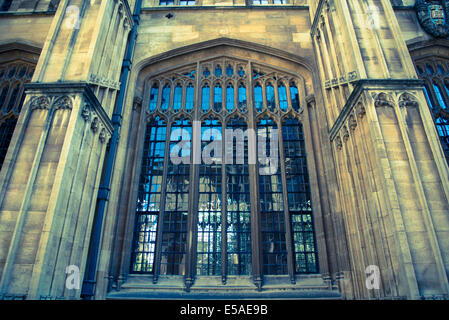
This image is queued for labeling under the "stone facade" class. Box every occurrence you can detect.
[0,0,448,300]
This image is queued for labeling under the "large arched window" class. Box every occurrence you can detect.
[131,58,318,285]
[0,62,35,171]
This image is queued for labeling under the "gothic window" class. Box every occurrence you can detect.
[414,59,449,164]
[130,58,318,282]
[0,0,12,11]
[0,62,34,171]
[253,0,287,4]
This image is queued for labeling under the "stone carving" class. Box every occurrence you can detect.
[357,103,366,118]
[335,136,343,150]
[348,114,357,131]
[342,125,350,142]
[374,92,394,108]
[81,103,91,121]
[54,96,72,110]
[416,0,449,38]
[399,93,419,108]
[99,128,107,144]
[91,117,99,133]
[30,96,50,110]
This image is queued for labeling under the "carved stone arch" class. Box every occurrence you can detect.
[398,92,420,109]
[374,92,395,108]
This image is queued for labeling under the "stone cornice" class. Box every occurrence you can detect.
[328,79,425,142]
[24,81,113,135]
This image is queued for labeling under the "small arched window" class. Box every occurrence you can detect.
[266,82,275,112]
[433,83,447,109]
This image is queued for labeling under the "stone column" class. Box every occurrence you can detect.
[311,0,449,299]
[0,0,132,299]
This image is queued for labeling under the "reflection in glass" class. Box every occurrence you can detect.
[290,82,300,111]
[197,119,222,275]
[283,118,318,273]
[149,83,159,112]
[161,119,191,275]
[161,84,170,111]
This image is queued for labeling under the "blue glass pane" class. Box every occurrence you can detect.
[215,66,222,78]
[161,84,170,110]
[185,83,194,112]
[149,84,158,112]
[266,83,275,112]
[173,85,182,111]
[254,84,263,112]
[226,65,233,77]
[203,68,211,78]
[278,83,288,111]
[214,84,222,112]
[433,83,447,109]
[238,84,247,112]
[202,84,210,111]
[426,64,434,74]
[290,83,300,111]
[424,85,434,108]
[226,84,234,112]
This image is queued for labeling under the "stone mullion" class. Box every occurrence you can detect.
[152,119,173,284]
[221,120,227,284]
[247,61,263,290]
[285,81,292,111]
[184,62,201,290]
[276,120,295,284]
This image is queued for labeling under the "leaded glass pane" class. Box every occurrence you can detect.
[214,84,222,112]
[161,84,170,111]
[226,117,251,275]
[254,83,263,112]
[283,118,318,273]
[258,117,287,275]
[226,83,234,112]
[173,84,182,112]
[131,118,166,273]
[202,83,210,112]
[278,83,287,111]
[149,83,159,112]
[197,119,222,275]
